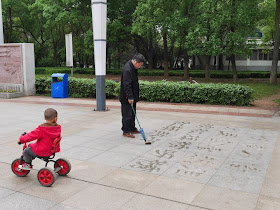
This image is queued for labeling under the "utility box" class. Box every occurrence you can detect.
[51,73,68,98]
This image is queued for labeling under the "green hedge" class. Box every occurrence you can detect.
[35,67,280,78]
[139,81,253,106]
[36,77,253,106]
[35,77,118,98]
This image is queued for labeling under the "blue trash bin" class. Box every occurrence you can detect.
[51,73,68,98]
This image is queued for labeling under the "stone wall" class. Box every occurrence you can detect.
[0,43,35,98]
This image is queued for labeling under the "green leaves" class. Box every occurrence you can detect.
[139,80,253,106]
[36,77,253,106]
[1,0,269,73]
[35,77,118,98]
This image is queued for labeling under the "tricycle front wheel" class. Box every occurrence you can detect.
[11,158,30,177]
[37,167,55,187]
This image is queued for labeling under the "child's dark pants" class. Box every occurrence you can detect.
[23,147,37,164]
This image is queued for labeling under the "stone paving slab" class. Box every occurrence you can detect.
[191,185,259,210]
[19,176,89,203]
[141,176,205,204]
[256,195,280,210]
[0,97,280,209]
[68,160,117,183]
[97,168,159,193]
[0,191,57,210]
[118,194,190,210]
[60,184,137,210]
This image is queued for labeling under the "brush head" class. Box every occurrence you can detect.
[140,128,151,144]
[140,128,146,140]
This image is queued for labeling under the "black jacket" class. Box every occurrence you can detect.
[119,60,139,104]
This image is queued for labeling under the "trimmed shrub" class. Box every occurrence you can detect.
[35,77,117,98]
[138,80,253,106]
[36,77,253,106]
[35,77,51,93]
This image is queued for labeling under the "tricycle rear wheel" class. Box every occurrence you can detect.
[54,158,71,176]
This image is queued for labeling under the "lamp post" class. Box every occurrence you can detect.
[91,0,107,111]
[65,33,73,76]
[0,0,4,44]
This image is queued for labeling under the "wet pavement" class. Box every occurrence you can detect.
[0,96,279,210]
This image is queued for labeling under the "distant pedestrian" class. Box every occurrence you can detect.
[188,77,198,84]
[120,53,145,138]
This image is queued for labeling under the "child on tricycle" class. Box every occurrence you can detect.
[11,108,71,187]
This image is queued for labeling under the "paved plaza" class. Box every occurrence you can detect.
[0,96,280,210]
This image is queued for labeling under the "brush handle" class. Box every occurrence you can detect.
[130,104,142,129]
[131,104,148,143]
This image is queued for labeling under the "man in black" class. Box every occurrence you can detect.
[120,53,145,138]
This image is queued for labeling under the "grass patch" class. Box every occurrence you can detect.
[275,99,280,106]
[237,82,280,100]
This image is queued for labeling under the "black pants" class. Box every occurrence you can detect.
[121,102,137,133]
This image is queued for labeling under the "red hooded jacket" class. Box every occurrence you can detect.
[19,122,61,157]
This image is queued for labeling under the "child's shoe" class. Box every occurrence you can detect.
[18,163,32,170]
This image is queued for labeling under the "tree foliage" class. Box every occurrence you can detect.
[0,0,275,82]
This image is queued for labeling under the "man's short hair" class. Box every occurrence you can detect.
[132,53,146,63]
[44,108,58,120]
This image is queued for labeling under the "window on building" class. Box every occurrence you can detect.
[258,51,264,60]
[265,52,280,60]
[250,50,274,60]
[251,50,258,60]
[236,54,247,60]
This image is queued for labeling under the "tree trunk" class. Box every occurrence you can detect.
[197,55,205,69]
[183,51,189,80]
[174,56,179,69]
[8,7,12,43]
[205,55,211,81]
[192,55,196,69]
[108,49,111,69]
[174,47,182,69]
[53,45,58,67]
[169,36,175,69]
[229,0,238,82]
[163,32,169,77]
[85,55,89,68]
[271,0,280,84]
[117,49,121,69]
[106,45,109,69]
[230,55,238,82]
[107,44,111,68]
[213,56,217,70]
[148,35,153,70]
[93,53,95,69]
[218,55,224,70]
